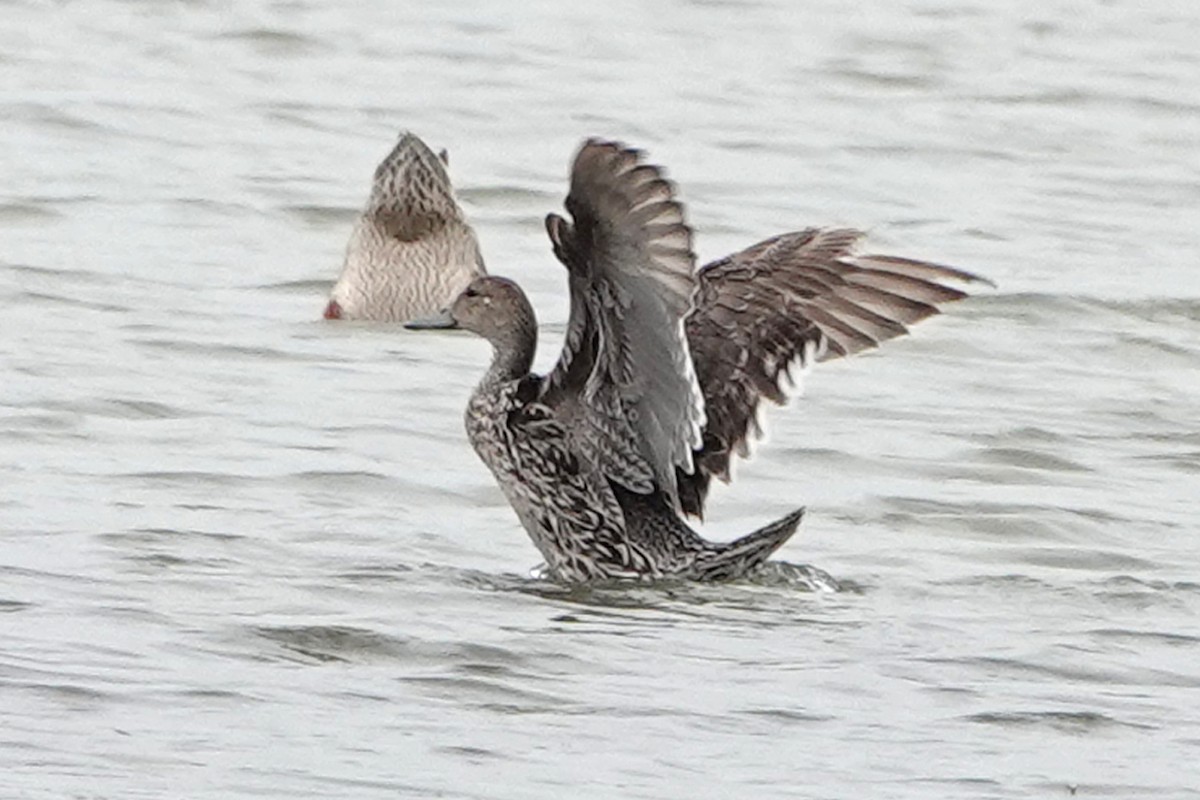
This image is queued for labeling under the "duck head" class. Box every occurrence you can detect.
[406,276,536,342]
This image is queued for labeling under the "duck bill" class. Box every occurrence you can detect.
[404,309,458,330]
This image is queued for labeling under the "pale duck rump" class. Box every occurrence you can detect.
[409,139,989,583]
[324,132,486,322]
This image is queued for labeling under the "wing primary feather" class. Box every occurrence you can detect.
[676,227,985,517]
[540,140,706,506]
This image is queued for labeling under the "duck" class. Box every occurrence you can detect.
[408,139,988,583]
[324,132,486,322]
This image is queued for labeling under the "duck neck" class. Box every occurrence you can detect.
[481,315,537,390]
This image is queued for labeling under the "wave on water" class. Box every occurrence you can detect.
[278,204,359,228]
[252,623,416,664]
[480,560,848,616]
[257,277,334,293]
[979,291,1200,325]
[964,709,1152,733]
[0,201,61,222]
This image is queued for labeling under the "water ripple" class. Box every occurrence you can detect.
[964,710,1154,733]
[5,2,1200,797]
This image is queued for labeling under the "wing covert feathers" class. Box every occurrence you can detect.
[677,228,987,517]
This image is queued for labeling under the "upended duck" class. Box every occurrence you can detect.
[324,132,486,322]
[409,139,987,583]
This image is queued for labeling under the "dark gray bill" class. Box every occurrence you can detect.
[404,309,458,330]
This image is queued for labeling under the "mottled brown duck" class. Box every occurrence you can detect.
[409,139,988,583]
[324,132,486,322]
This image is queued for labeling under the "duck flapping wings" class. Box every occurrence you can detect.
[540,140,989,519]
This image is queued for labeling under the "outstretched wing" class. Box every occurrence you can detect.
[677,228,990,518]
[540,140,705,503]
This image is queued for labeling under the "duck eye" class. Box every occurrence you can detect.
[464,287,479,298]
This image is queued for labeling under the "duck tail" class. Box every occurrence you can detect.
[692,507,805,580]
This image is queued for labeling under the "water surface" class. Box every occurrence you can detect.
[3,1,1199,798]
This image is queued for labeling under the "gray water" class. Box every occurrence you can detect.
[3,1,1200,797]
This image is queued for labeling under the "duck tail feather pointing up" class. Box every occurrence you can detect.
[692,507,805,580]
